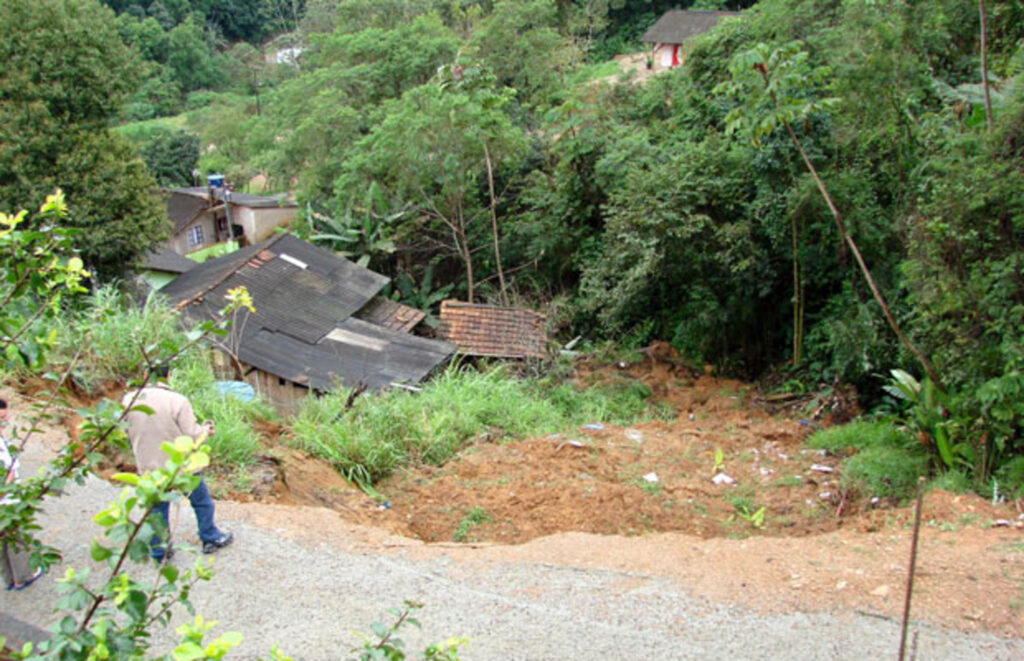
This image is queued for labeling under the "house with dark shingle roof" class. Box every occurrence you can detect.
[642,9,740,71]
[160,233,455,414]
[164,187,298,257]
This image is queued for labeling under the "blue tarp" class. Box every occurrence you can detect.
[214,380,255,402]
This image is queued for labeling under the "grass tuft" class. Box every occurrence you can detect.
[806,419,904,454]
[841,445,928,501]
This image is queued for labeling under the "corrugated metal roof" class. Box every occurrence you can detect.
[437,300,547,359]
[142,247,197,274]
[641,10,740,44]
[162,234,453,392]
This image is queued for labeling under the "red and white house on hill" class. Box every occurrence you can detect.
[642,9,741,71]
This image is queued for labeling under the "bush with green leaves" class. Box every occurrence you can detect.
[50,287,186,393]
[291,363,661,485]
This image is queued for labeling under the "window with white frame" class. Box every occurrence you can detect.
[187,224,204,248]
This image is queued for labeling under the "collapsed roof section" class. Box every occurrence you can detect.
[437,300,547,359]
[160,233,455,392]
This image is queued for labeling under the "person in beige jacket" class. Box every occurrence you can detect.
[122,370,234,562]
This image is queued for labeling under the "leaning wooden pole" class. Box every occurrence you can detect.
[898,476,927,661]
[781,119,942,390]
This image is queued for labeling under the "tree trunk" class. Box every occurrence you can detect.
[483,143,508,305]
[980,0,994,134]
[455,201,474,303]
[791,214,802,365]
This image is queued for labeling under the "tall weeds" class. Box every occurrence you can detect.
[291,364,661,484]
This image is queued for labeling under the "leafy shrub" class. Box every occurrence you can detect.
[996,457,1024,499]
[52,287,186,392]
[841,445,928,501]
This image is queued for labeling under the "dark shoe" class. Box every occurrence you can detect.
[202,531,234,554]
[13,568,44,591]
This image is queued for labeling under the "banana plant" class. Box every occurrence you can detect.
[884,369,970,471]
[308,183,401,267]
[391,264,453,328]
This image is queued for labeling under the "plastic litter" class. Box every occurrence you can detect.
[712,472,735,485]
[809,464,834,473]
[642,472,659,483]
[581,423,604,431]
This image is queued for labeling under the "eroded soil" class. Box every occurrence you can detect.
[20,353,1024,637]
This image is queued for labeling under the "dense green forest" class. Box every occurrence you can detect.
[3,0,1024,491]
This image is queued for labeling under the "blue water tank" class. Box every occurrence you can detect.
[207,174,225,189]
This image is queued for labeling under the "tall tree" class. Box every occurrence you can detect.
[0,0,169,280]
[339,76,527,302]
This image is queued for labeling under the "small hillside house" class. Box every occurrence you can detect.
[160,233,455,414]
[165,187,297,257]
[642,10,740,71]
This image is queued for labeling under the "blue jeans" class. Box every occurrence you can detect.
[149,476,223,560]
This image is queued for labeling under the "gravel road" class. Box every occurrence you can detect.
[3,429,1023,660]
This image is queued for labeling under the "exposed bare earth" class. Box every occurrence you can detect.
[11,354,1024,644]
[202,357,1024,639]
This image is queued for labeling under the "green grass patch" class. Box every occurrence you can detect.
[927,469,973,494]
[114,114,190,144]
[841,445,928,501]
[565,59,621,85]
[453,507,491,542]
[806,419,904,453]
[290,364,662,485]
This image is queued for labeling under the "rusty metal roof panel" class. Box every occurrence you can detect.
[354,297,427,333]
[437,300,547,359]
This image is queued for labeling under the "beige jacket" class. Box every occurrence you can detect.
[122,385,207,472]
